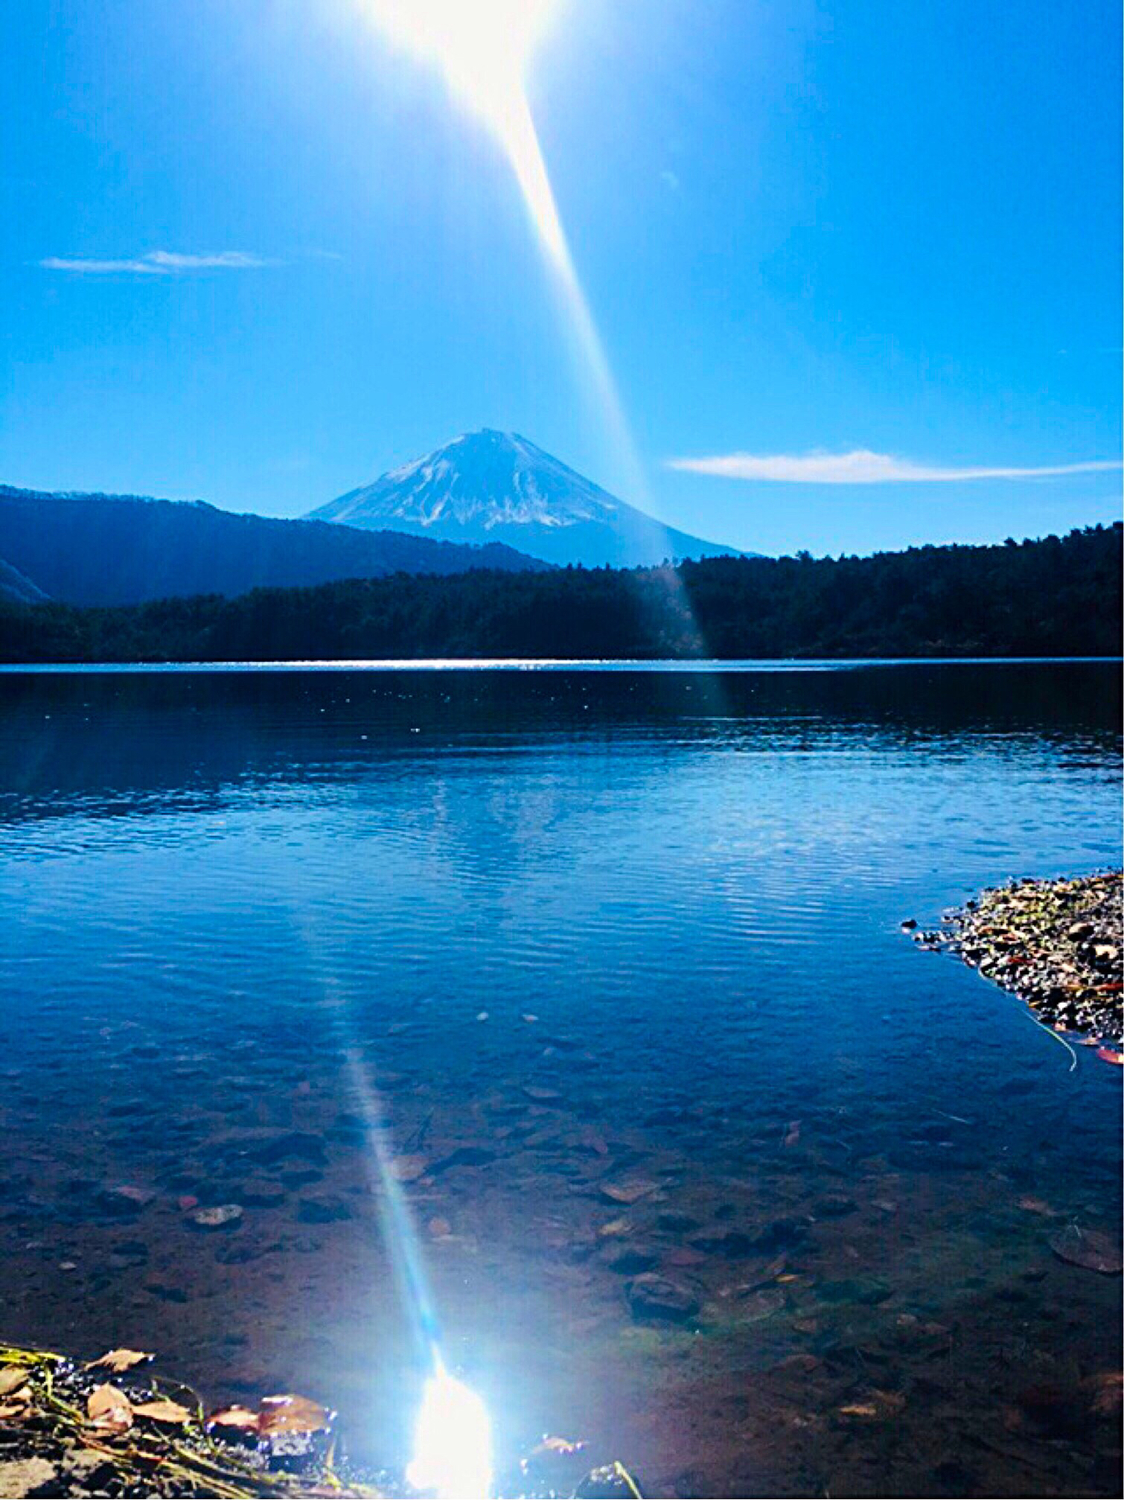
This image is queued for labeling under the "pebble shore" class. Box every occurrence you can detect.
[910,871,1123,1045]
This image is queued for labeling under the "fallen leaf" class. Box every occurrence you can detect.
[784,1121,801,1148]
[87,1349,153,1374]
[427,1217,452,1239]
[1049,1224,1123,1275]
[1018,1196,1058,1217]
[389,1155,428,1183]
[133,1399,192,1425]
[257,1394,332,1436]
[87,1383,133,1435]
[109,1185,155,1205]
[1096,1047,1124,1066]
[207,1406,261,1432]
[0,1369,30,1397]
[0,1400,31,1421]
[600,1179,657,1205]
[839,1390,904,1420]
[532,1436,586,1456]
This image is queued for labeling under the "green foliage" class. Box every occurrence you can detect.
[2,524,1119,662]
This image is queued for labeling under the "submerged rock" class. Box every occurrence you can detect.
[818,1277,892,1306]
[736,1287,786,1322]
[295,1196,352,1225]
[627,1272,700,1323]
[431,1145,497,1172]
[604,1245,658,1275]
[238,1179,287,1208]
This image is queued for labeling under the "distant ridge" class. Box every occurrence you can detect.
[0,484,549,607]
[308,429,748,567]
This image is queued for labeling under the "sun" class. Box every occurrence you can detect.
[362,0,568,271]
[362,0,560,142]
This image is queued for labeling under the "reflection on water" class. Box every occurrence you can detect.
[0,663,1120,1496]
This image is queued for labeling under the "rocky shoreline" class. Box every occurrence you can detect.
[910,870,1123,1047]
[0,1343,640,1499]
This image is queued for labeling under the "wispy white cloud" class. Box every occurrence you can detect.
[667,449,1123,484]
[40,256,164,274]
[39,250,278,275]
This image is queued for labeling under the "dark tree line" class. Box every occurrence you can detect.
[1,524,1119,662]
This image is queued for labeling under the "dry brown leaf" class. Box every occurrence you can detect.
[533,1436,585,1456]
[257,1394,332,1436]
[0,1398,32,1422]
[87,1349,153,1374]
[1049,1224,1123,1275]
[600,1179,657,1205]
[207,1405,261,1432]
[1090,1371,1123,1418]
[1017,1196,1057,1217]
[0,1369,30,1398]
[132,1399,192,1426]
[87,1383,133,1435]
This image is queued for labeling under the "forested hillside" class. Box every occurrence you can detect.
[1,524,1118,662]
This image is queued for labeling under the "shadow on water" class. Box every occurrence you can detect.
[1,662,1118,821]
[0,662,1120,1496]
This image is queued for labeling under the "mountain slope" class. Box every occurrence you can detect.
[308,430,746,567]
[0,485,549,607]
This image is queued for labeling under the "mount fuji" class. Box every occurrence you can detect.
[307,430,746,568]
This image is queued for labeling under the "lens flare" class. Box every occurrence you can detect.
[406,1353,494,1500]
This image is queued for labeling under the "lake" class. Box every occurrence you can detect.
[1,661,1120,1497]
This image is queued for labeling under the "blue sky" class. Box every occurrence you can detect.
[3,0,1120,556]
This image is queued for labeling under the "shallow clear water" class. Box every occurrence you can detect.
[1,662,1120,1496]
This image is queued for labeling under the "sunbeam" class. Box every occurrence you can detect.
[360,0,650,512]
[282,907,497,1489]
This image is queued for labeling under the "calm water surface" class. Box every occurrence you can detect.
[1,663,1120,1496]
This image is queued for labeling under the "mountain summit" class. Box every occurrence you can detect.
[307,430,745,567]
